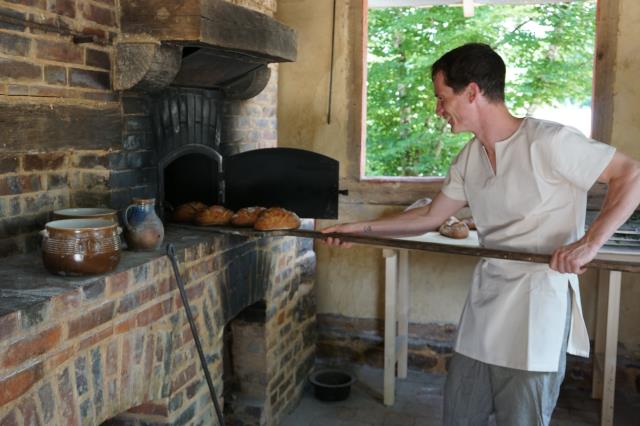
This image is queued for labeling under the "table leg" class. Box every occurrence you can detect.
[383,249,398,406]
[592,269,609,399]
[397,250,409,379]
[600,270,621,426]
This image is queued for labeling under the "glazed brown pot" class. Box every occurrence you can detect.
[42,219,121,276]
[52,208,119,223]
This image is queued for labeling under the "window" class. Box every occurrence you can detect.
[364,0,597,178]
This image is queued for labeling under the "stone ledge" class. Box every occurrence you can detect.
[0,226,263,320]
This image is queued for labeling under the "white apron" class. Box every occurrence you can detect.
[441,117,615,372]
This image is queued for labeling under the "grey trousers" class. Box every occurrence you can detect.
[443,290,572,426]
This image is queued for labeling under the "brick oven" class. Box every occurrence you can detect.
[0,1,319,425]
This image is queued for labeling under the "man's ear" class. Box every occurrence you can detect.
[466,82,481,103]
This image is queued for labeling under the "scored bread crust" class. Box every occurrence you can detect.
[172,202,208,223]
[194,205,234,226]
[254,207,301,231]
[439,217,469,239]
[231,206,266,227]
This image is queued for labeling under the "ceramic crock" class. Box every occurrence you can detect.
[41,219,121,276]
[123,198,164,251]
[52,208,119,223]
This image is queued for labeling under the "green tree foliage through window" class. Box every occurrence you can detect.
[366,2,596,177]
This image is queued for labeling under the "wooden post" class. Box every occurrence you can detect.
[592,269,609,399]
[397,249,410,379]
[601,270,621,426]
[383,248,398,406]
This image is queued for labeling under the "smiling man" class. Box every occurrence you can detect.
[322,43,640,425]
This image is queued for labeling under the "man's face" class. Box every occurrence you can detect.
[433,71,470,133]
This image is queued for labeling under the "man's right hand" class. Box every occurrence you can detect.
[320,223,362,248]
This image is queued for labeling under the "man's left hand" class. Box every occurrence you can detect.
[550,237,600,274]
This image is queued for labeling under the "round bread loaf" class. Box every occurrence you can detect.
[231,206,266,227]
[460,217,476,230]
[194,205,234,226]
[254,207,301,231]
[439,217,469,239]
[172,202,208,223]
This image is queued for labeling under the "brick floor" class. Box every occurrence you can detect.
[281,365,639,426]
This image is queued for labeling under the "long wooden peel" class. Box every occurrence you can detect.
[172,224,640,273]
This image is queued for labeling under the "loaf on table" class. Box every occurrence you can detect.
[439,216,469,239]
[172,201,208,223]
[194,205,234,226]
[254,207,301,231]
[231,206,267,227]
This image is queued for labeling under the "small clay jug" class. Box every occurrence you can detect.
[123,198,164,251]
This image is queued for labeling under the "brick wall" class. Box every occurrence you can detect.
[0,229,316,425]
[0,0,283,257]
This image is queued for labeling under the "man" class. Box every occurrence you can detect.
[322,43,640,425]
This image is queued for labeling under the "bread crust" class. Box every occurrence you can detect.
[439,217,469,239]
[254,207,301,231]
[194,205,234,226]
[172,202,208,223]
[231,206,266,227]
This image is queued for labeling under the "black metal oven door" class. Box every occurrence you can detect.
[224,148,338,219]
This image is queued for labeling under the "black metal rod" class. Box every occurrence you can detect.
[166,244,225,426]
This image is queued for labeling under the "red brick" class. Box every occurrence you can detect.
[79,325,113,351]
[106,270,129,295]
[81,3,115,27]
[56,368,78,425]
[35,39,82,64]
[136,301,165,327]
[143,336,155,399]
[68,301,115,338]
[44,346,75,371]
[48,0,76,18]
[80,26,106,41]
[0,312,18,341]
[0,363,43,406]
[170,363,197,393]
[0,410,18,426]
[186,281,205,301]
[18,394,41,426]
[23,153,66,171]
[127,402,168,416]
[0,58,41,81]
[1,326,62,369]
[114,317,135,334]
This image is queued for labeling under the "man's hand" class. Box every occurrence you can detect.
[550,237,600,274]
[320,223,362,248]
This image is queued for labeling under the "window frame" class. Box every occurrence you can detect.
[357,0,612,185]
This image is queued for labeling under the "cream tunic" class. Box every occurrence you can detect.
[441,117,616,372]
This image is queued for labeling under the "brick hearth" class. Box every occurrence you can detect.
[0,226,316,425]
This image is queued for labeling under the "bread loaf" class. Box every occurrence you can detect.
[231,206,266,227]
[254,207,301,231]
[439,217,469,239]
[172,202,208,223]
[460,217,476,230]
[194,205,234,226]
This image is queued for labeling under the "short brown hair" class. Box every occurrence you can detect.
[431,43,506,102]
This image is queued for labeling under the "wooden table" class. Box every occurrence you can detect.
[174,225,640,425]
